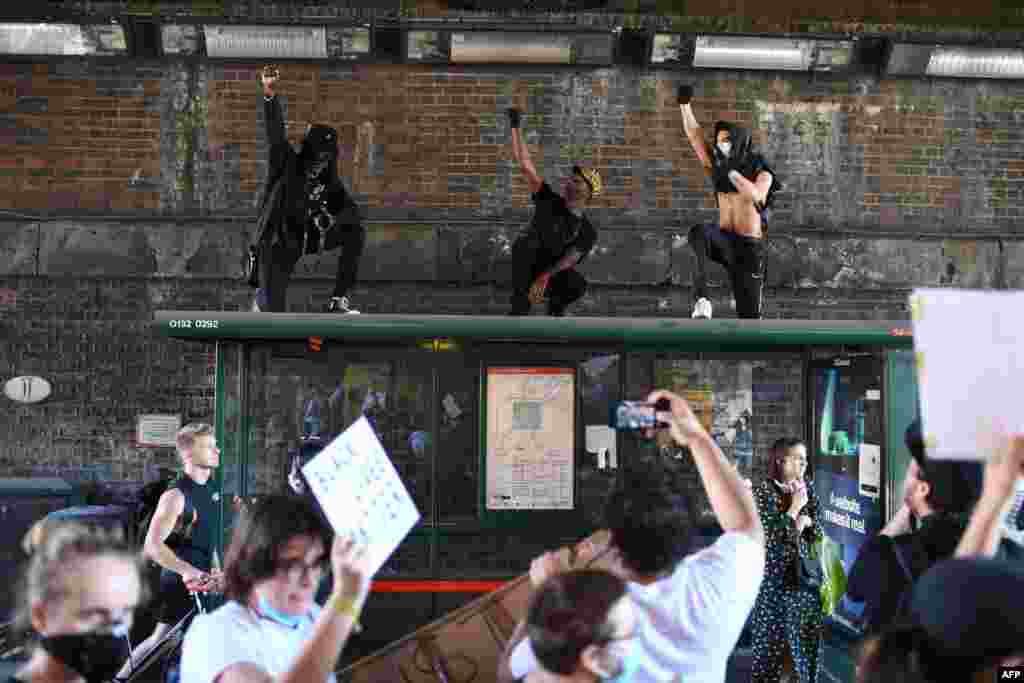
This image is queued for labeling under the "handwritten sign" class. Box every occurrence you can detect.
[302,416,421,575]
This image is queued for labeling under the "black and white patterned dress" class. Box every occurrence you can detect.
[749,479,824,683]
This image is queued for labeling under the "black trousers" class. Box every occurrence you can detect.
[688,222,765,319]
[257,222,366,313]
[509,232,587,316]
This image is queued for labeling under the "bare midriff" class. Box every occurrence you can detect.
[716,192,764,239]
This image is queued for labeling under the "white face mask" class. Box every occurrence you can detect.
[717,142,732,157]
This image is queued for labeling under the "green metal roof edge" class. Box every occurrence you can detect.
[154,311,914,347]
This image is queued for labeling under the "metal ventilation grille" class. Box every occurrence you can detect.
[161,24,201,56]
[694,36,812,71]
[203,25,327,59]
[0,22,127,56]
[326,27,370,60]
[927,47,1024,78]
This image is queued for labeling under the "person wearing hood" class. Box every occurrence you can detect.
[248,65,365,314]
[677,84,780,320]
[506,107,602,317]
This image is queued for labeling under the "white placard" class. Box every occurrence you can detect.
[858,443,881,498]
[911,288,1024,460]
[302,416,421,576]
[866,389,880,401]
[137,414,182,447]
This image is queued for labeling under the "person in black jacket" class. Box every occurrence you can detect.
[249,65,365,314]
[845,420,980,635]
[506,107,601,317]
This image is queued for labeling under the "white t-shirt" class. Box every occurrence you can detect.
[180,600,336,683]
[508,531,765,683]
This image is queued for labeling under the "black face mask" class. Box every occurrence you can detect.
[711,121,753,194]
[40,627,131,683]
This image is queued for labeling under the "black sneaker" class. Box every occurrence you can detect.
[326,296,360,314]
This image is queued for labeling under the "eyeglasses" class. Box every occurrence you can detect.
[276,558,326,580]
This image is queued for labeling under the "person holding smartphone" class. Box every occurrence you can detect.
[500,390,765,683]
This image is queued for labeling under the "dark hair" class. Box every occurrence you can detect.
[857,621,991,683]
[527,570,628,676]
[904,420,979,515]
[15,522,145,634]
[766,437,806,483]
[603,455,695,576]
[223,495,333,602]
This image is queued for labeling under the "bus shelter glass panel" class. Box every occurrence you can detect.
[217,341,244,560]
[244,343,434,578]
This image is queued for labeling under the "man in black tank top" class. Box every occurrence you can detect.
[115,423,221,680]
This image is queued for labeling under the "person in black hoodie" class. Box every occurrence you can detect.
[248,65,365,314]
[845,419,981,634]
[677,84,781,320]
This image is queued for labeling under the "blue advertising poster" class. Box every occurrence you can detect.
[815,469,883,635]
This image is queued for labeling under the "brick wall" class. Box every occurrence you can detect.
[1,55,1022,483]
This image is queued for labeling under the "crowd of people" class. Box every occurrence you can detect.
[8,387,1023,683]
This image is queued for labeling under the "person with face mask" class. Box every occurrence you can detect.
[518,570,640,683]
[506,107,602,317]
[677,84,781,320]
[179,495,375,683]
[749,438,823,683]
[248,65,365,314]
[11,523,143,683]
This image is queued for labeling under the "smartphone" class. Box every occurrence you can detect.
[610,400,669,430]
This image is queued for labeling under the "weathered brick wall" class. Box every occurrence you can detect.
[1,55,1022,483]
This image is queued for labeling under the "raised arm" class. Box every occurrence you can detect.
[956,434,1024,557]
[508,108,543,194]
[648,389,763,545]
[261,65,287,149]
[677,86,713,178]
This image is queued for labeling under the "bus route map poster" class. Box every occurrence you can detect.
[485,367,575,511]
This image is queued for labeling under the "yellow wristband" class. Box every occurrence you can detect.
[330,594,365,621]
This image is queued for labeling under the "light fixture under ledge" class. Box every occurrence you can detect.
[449,31,613,65]
[888,43,1024,79]
[692,35,853,72]
[0,22,127,56]
[203,25,327,59]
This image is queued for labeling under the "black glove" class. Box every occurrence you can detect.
[677,84,693,105]
[507,108,521,129]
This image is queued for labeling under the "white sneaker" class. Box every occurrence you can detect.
[327,296,360,314]
[691,297,712,319]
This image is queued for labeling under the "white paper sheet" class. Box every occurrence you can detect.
[302,416,421,575]
[911,288,1024,460]
[585,425,617,470]
[859,443,881,498]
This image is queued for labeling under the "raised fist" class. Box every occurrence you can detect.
[677,84,694,105]
[507,108,522,129]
